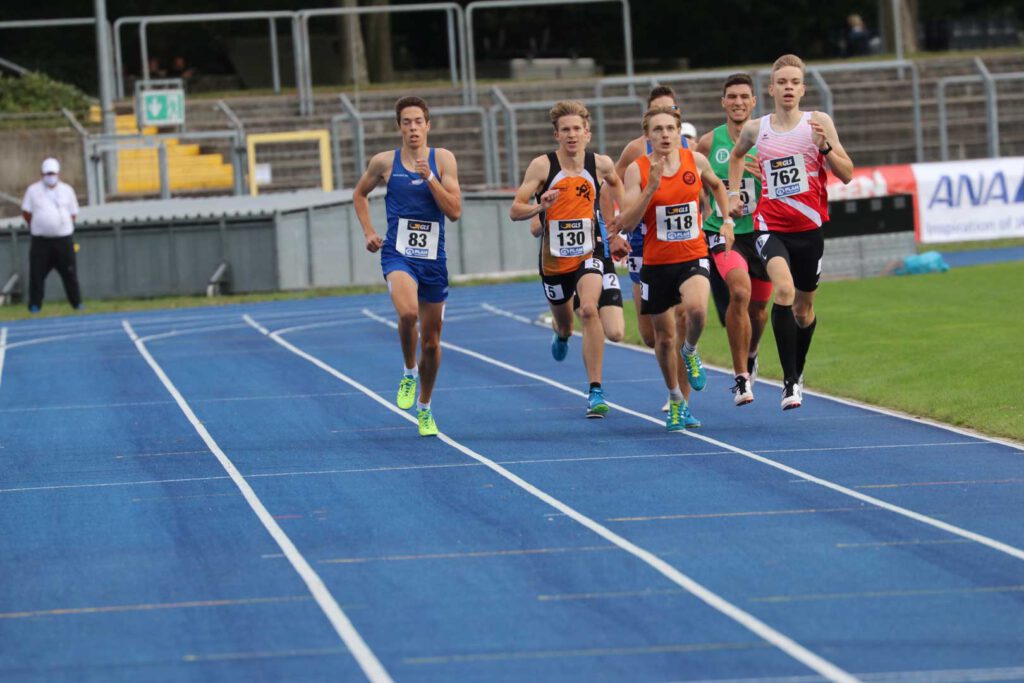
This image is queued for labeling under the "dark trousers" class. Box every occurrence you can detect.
[29,235,82,310]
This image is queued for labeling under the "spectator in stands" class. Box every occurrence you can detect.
[20,158,84,313]
[846,14,871,56]
[168,56,196,81]
[146,57,166,80]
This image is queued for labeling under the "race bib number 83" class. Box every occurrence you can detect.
[397,217,440,260]
[655,201,699,242]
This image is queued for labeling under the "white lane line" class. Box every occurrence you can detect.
[750,584,1024,604]
[380,307,1024,564]
[0,450,734,496]
[855,478,1024,490]
[675,665,1024,683]
[138,322,252,344]
[247,314,857,683]
[481,302,1024,453]
[4,326,126,350]
[0,475,232,494]
[0,327,7,388]
[122,320,392,683]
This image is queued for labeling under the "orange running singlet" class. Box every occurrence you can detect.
[638,149,708,265]
[538,152,600,276]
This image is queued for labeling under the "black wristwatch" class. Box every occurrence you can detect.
[819,142,833,156]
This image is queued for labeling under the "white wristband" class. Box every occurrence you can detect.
[727,191,740,198]
[722,218,735,225]
[427,172,436,183]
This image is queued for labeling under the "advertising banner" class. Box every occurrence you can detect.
[911,157,1024,243]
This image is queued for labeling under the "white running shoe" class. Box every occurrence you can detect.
[732,376,754,406]
[781,379,802,410]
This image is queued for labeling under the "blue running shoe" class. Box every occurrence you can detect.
[683,403,702,429]
[586,387,609,418]
[681,349,707,391]
[666,400,684,431]
[551,333,569,361]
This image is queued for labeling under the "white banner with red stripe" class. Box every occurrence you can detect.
[826,157,1024,243]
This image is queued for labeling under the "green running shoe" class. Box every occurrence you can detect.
[681,349,707,391]
[396,375,417,410]
[666,399,685,431]
[417,407,439,437]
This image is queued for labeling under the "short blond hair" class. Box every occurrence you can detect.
[549,100,590,130]
[772,54,806,75]
[642,106,681,134]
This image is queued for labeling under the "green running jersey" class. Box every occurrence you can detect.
[705,124,760,235]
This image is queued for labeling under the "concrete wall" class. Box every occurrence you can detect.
[0,128,84,209]
[0,191,915,303]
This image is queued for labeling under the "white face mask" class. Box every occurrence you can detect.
[43,175,58,188]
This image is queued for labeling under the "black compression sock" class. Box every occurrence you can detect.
[589,382,602,391]
[771,303,799,382]
[796,317,817,378]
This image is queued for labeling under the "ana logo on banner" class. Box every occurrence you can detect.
[928,171,1024,209]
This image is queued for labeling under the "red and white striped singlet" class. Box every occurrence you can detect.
[753,112,829,233]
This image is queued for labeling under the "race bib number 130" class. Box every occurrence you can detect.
[396,217,440,260]
[764,155,809,199]
[548,218,594,258]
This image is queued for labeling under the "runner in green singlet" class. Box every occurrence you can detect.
[696,73,772,406]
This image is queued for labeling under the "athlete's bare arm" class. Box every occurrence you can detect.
[510,156,556,232]
[614,137,646,182]
[727,120,760,217]
[353,151,392,253]
[810,111,854,184]
[608,161,655,236]
[695,131,714,157]
[596,153,629,256]
[694,151,734,252]
[420,148,462,221]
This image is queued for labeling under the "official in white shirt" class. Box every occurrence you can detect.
[21,157,83,313]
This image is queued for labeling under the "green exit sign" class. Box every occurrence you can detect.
[140,90,185,126]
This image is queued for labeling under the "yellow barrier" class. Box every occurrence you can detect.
[246,129,333,196]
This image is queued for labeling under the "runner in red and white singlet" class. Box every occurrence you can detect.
[727,54,854,410]
[751,111,829,233]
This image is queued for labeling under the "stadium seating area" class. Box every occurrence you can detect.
[161,52,1024,195]
[113,113,234,194]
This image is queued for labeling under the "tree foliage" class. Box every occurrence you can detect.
[0,72,92,114]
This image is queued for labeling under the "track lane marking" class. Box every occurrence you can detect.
[480,302,1024,452]
[0,595,313,619]
[123,320,392,683]
[467,305,1024,562]
[245,312,858,683]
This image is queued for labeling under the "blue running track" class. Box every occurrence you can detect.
[1,281,1022,682]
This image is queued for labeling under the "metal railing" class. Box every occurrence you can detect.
[0,56,29,77]
[490,86,645,185]
[113,11,295,99]
[84,130,244,203]
[466,0,634,105]
[331,95,496,188]
[937,61,1024,160]
[296,3,466,115]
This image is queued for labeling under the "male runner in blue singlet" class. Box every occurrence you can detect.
[354,96,462,436]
